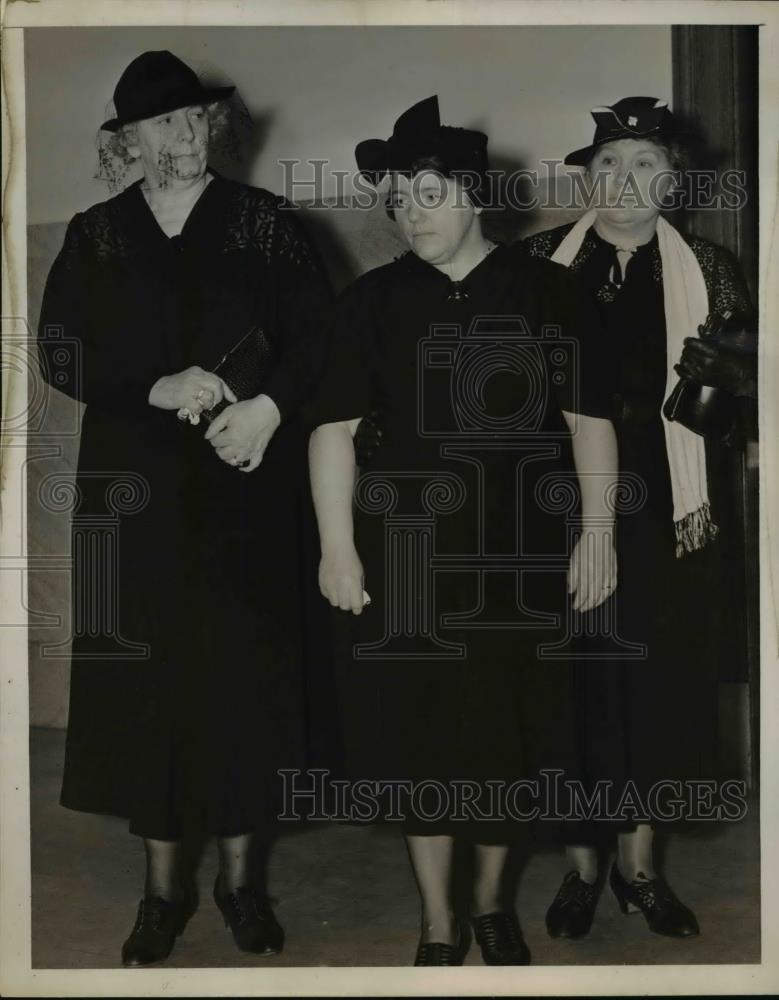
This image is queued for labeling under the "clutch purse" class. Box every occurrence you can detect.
[202,325,277,423]
[663,311,736,438]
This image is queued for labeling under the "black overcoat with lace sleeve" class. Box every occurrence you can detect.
[518,222,754,815]
[38,173,332,836]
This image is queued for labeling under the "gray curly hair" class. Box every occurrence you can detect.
[96,99,249,192]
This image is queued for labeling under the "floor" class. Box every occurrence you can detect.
[30,727,761,969]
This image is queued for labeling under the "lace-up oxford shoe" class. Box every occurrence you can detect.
[610,864,700,937]
[213,877,284,954]
[414,921,470,966]
[471,911,531,965]
[546,870,599,939]
[121,892,197,967]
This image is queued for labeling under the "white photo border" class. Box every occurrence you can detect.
[2,1,777,996]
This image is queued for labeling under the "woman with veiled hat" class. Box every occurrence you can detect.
[521,96,756,941]
[308,96,619,966]
[38,51,332,965]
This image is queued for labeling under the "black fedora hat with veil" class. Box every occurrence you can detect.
[100,50,235,132]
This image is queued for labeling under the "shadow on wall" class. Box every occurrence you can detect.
[209,105,274,190]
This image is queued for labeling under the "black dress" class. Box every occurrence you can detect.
[520,224,754,836]
[38,172,332,839]
[309,243,611,841]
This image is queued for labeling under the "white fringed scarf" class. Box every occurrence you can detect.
[552,209,718,557]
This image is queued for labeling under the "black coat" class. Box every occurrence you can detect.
[520,224,755,820]
[38,173,332,837]
[308,244,611,840]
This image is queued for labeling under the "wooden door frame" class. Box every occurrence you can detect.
[672,24,760,788]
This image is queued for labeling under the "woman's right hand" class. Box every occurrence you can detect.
[568,527,617,613]
[148,366,237,413]
[319,546,365,615]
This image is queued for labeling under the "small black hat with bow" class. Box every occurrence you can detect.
[564,96,678,166]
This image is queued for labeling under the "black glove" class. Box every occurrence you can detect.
[676,331,757,398]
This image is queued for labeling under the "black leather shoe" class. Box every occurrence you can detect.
[121,892,197,967]
[213,877,284,954]
[610,864,700,937]
[414,921,470,966]
[546,870,599,939]
[471,911,531,965]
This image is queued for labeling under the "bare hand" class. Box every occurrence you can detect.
[319,547,365,614]
[149,366,237,414]
[568,527,617,613]
[204,394,281,472]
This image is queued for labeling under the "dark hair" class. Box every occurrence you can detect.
[384,153,485,220]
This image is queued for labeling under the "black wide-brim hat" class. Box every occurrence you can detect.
[564,96,677,166]
[355,95,489,186]
[100,50,235,132]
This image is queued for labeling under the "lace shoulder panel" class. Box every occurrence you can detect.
[517,222,601,272]
[517,223,576,260]
[272,197,324,269]
[221,183,282,256]
[221,183,319,268]
[685,235,755,321]
[73,192,135,260]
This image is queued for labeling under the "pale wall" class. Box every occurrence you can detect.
[26,25,672,224]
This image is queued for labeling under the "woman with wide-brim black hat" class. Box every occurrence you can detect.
[38,50,332,966]
[308,96,619,966]
[521,96,756,942]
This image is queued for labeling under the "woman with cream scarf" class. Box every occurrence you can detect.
[521,97,755,941]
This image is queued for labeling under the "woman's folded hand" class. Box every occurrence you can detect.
[318,546,365,615]
[148,365,237,413]
[204,393,281,471]
[568,525,617,613]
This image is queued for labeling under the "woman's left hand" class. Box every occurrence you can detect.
[204,394,281,472]
[676,336,758,398]
[568,527,617,613]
